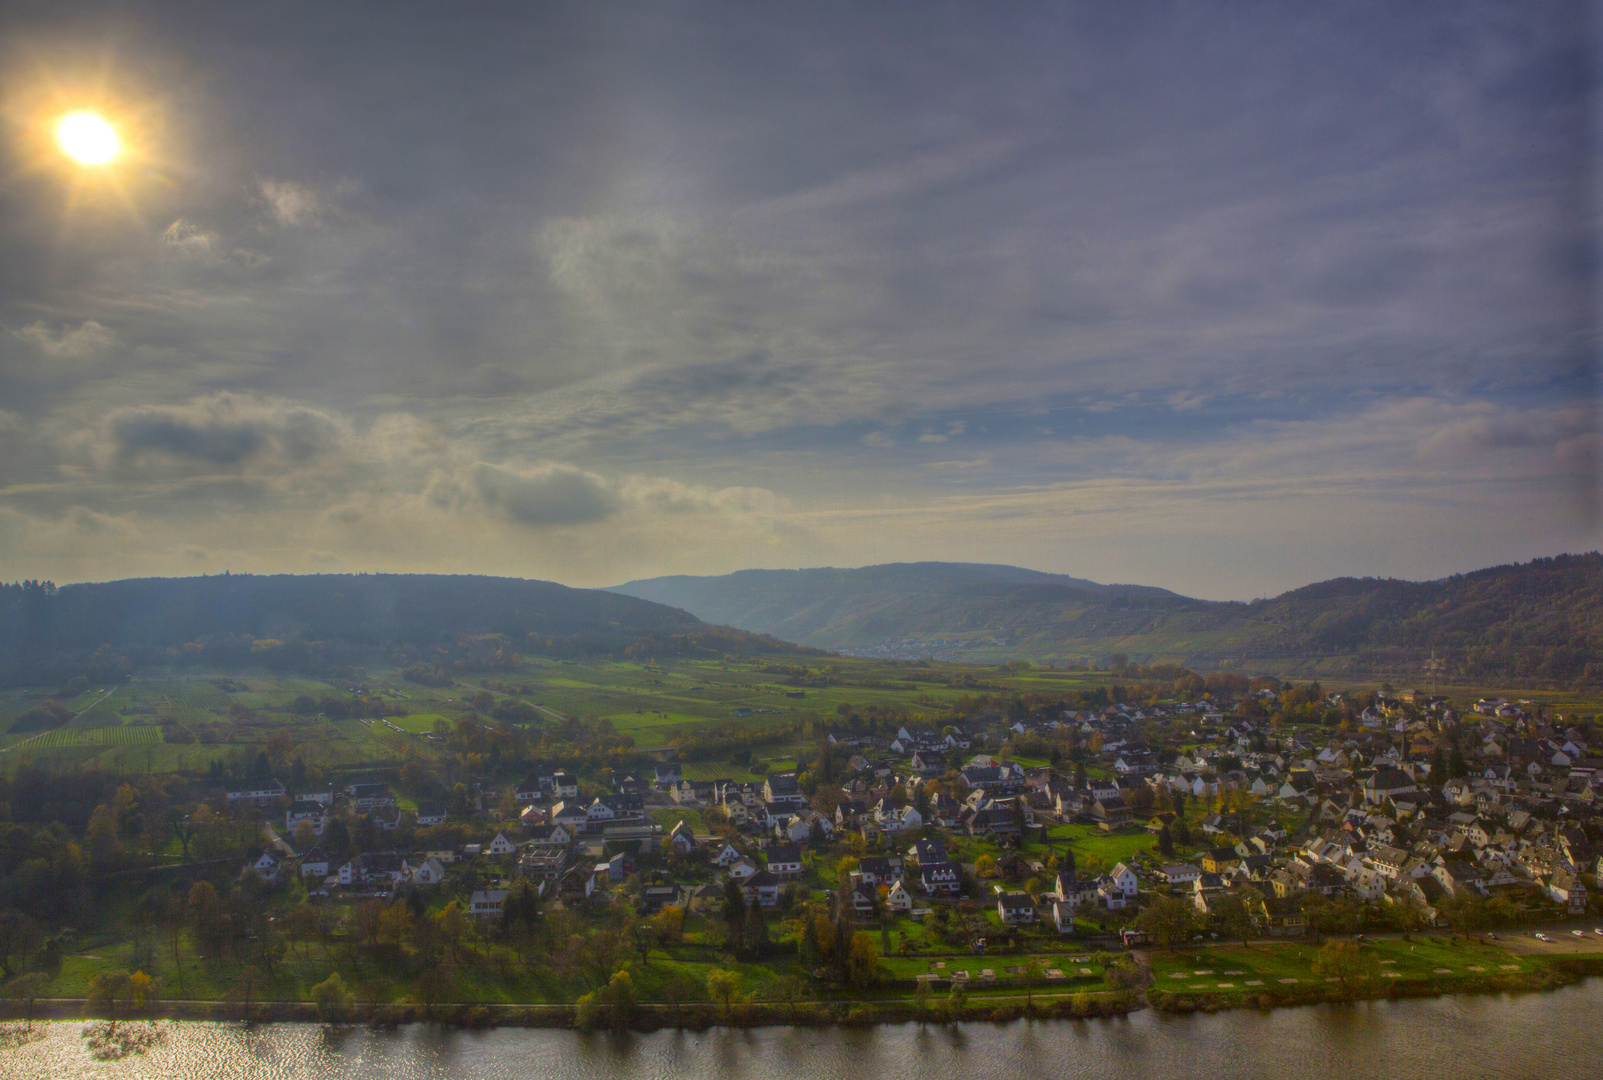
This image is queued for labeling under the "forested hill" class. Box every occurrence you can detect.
[611,554,1603,684]
[0,573,802,686]
[609,562,1181,645]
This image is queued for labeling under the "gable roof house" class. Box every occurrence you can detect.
[997,891,1036,924]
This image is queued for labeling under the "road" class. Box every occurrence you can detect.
[458,682,568,722]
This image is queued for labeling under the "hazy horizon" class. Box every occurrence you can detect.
[2,2,1598,602]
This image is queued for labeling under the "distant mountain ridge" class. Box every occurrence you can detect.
[0,573,799,687]
[610,555,1603,684]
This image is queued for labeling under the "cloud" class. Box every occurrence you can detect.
[108,393,344,468]
[13,320,116,359]
[469,461,619,527]
[161,219,216,255]
[258,178,322,225]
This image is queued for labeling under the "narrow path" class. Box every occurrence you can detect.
[0,685,117,754]
[457,682,568,723]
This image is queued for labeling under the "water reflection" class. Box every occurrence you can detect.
[1,981,1598,1079]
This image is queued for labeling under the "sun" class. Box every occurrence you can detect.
[58,112,120,165]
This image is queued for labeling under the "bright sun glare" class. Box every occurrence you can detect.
[58,112,119,164]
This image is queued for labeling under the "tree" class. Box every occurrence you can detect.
[706,968,740,1019]
[946,979,968,1021]
[1157,826,1175,858]
[1443,893,1487,940]
[0,909,43,978]
[799,909,825,971]
[88,971,132,1027]
[127,970,158,1013]
[721,877,747,940]
[848,931,880,988]
[1312,939,1376,994]
[740,905,771,960]
[310,971,354,1021]
[1022,958,1045,1009]
[1133,895,1197,950]
[914,977,933,1020]
[2,971,50,1031]
[1213,890,1255,947]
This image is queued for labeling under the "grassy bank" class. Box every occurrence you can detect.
[1145,941,1603,1013]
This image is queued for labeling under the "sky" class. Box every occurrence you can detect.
[0,1,1597,601]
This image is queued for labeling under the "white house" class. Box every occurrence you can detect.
[412,857,448,886]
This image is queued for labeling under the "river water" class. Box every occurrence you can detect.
[5,981,1599,1079]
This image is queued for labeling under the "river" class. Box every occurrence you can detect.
[5,981,1599,1079]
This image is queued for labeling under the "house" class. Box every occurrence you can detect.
[654,763,683,788]
[858,856,904,885]
[346,783,396,811]
[640,881,680,914]
[559,865,597,901]
[1548,869,1588,914]
[514,777,546,804]
[227,780,287,808]
[998,891,1036,924]
[1098,862,1139,909]
[921,862,962,895]
[300,848,331,878]
[485,831,517,856]
[243,850,280,882]
[727,858,760,882]
[469,889,509,918]
[339,851,410,888]
[411,857,448,886]
[668,820,700,855]
[549,801,590,831]
[551,771,579,798]
[517,844,569,882]
[415,801,448,826]
[886,880,914,912]
[766,842,804,878]
[1162,863,1202,887]
[740,868,782,909]
[1091,795,1132,826]
[1051,900,1076,933]
[1433,860,1487,898]
[713,843,744,867]
[523,821,572,847]
[764,772,806,808]
[285,799,327,834]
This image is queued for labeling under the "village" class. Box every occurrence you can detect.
[226,681,1603,979]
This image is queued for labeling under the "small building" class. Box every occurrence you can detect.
[997,891,1036,925]
[469,889,509,918]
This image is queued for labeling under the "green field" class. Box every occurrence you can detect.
[385,712,453,734]
[1146,937,1536,998]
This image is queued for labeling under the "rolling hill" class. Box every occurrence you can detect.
[611,555,1603,684]
[0,573,800,687]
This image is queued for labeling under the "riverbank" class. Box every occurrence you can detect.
[1146,951,1603,1013]
[0,989,1136,1031]
[7,955,1603,1031]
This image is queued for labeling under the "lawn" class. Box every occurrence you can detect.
[1045,823,1155,868]
[651,807,709,834]
[1145,937,1535,997]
